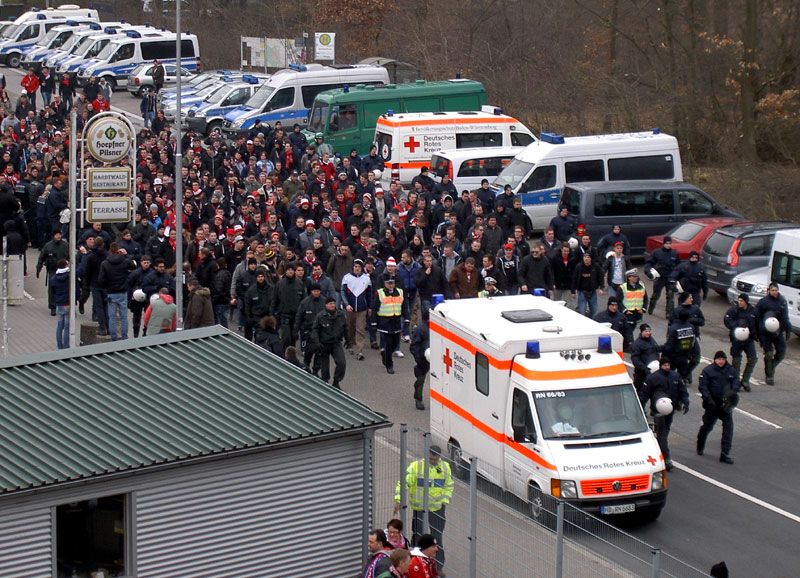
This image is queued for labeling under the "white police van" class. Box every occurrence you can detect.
[19,20,92,70]
[76,29,199,89]
[221,63,389,139]
[0,7,98,68]
[53,26,142,75]
[185,75,265,134]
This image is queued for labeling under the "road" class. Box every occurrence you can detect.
[4,65,799,577]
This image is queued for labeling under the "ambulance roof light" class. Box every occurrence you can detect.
[533,288,547,297]
[598,335,613,354]
[386,109,393,116]
[653,127,660,134]
[526,341,541,359]
[540,132,565,145]
[431,294,444,308]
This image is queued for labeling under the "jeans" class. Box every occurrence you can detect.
[213,303,229,328]
[41,91,52,107]
[106,292,128,340]
[56,305,70,349]
[577,291,598,318]
[91,287,109,331]
[144,111,155,128]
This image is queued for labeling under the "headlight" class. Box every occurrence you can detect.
[652,471,665,490]
[752,283,768,295]
[551,479,577,499]
[232,117,246,128]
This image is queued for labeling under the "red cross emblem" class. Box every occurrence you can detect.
[647,455,657,466]
[443,348,453,374]
[404,136,420,153]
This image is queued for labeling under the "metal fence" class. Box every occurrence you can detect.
[373,424,710,578]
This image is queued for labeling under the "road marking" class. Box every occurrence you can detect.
[23,291,35,301]
[692,392,782,429]
[674,461,800,524]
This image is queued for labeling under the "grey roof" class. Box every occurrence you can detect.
[0,327,388,495]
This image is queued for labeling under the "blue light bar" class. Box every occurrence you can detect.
[652,127,660,134]
[288,63,307,72]
[386,109,393,116]
[36,14,47,20]
[343,84,349,93]
[598,335,612,354]
[540,132,565,145]
[526,341,541,359]
[533,288,546,297]
[89,23,101,30]
[125,30,142,38]
[431,294,444,308]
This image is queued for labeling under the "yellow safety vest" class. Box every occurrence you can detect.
[478,289,503,298]
[394,458,454,511]
[622,282,645,311]
[377,288,403,317]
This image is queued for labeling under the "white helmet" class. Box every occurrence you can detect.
[674,281,683,293]
[650,269,661,280]
[150,293,161,305]
[372,169,382,180]
[734,326,750,341]
[133,289,146,302]
[655,397,674,416]
[647,359,661,373]
[424,347,430,362]
[764,316,781,333]
[568,237,579,250]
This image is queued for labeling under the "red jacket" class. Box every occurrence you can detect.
[21,73,39,95]
[92,98,110,113]
[407,551,438,578]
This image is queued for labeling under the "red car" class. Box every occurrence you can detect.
[645,218,750,260]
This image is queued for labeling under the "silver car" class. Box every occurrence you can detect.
[727,266,770,306]
[126,62,194,97]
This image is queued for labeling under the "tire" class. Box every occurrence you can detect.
[447,441,469,481]
[135,84,151,98]
[206,120,222,136]
[528,484,556,530]
[7,53,20,68]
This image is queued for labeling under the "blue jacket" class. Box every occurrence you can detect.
[50,267,71,306]
[397,260,419,292]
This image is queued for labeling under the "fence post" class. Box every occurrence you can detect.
[555,500,564,578]
[422,432,431,535]
[399,424,408,530]
[468,457,477,578]
[651,548,662,578]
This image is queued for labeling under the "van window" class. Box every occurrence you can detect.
[520,165,556,193]
[492,158,533,191]
[404,97,438,112]
[739,234,773,257]
[511,132,535,147]
[329,103,357,131]
[18,24,38,41]
[264,87,294,112]
[375,131,393,162]
[457,156,514,178]
[475,352,489,396]
[678,189,713,214]
[594,190,674,217]
[511,388,536,443]
[457,133,502,148]
[772,253,800,289]
[565,160,605,183]
[431,155,450,179]
[703,231,736,256]
[608,154,676,180]
[560,186,581,214]
[301,83,340,108]
[111,43,134,63]
[363,100,394,123]
[223,87,251,107]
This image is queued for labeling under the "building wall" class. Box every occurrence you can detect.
[0,433,371,578]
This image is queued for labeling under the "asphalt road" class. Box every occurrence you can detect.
[4,65,799,577]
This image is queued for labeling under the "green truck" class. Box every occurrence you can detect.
[304,78,487,156]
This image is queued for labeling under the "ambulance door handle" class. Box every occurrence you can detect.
[431,372,438,379]
[492,412,499,419]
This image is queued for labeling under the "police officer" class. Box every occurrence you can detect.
[478,276,503,297]
[620,268,648,351]
[630,323,661,392]
[671,250,708,305]
[593,296,626,334]
[670,292,705,382]
[409,309,430,410]
[311,296,347,389]
[638,356,690,471]
[644,236,680,317]
[376,275,406,375]
[724,293,758,391]
[697,351,740,464]
[755,282,791,385]
[665,308,697,384]
[296,282,326,373]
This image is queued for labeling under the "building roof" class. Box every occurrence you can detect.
[0,327,388,496]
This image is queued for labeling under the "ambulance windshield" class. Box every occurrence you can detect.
[534,384,648,440]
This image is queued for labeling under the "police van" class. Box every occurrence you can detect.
[221,63,390,139]
[76,29,199,89]
[374,108,535,188]
[490,130,683,231]
[19,20,97,70]
[769,229,800,333]
[0,6,99,68]
[52,25,151,75]
[185,75,265,134]
[429,294,667,523]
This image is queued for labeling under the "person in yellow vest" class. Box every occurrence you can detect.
[394,445,454,569]
[620,268,649,352]
[478,276,503,298]
[376,274,407,374]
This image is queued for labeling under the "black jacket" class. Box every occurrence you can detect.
[244,280,273,321]
[312,307,347,346]
[699,361,740,401]
[630,335,661,374]
[98,253,134,293]
[519,254,555,292]
[639,368,690,413]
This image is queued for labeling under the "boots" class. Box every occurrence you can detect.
[720,453,734,464]
[764,352,775,386]
[742,355,757,391]
[732,355,750,391]
[696,431,707,455]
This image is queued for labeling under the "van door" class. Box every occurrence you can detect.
[504,386,541,497]
[770,250,800,331]
[518,164,561,231]
[260,86,296,120]
[599,189,676,254]
[469,350,504,484]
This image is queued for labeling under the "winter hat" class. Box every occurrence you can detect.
[385,256,397,267]
[714,350,727,360]
[417,534,438,550]
[325,296,336,304]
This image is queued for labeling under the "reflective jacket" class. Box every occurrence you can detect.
[621,281,646,312]
[395,458,454,512]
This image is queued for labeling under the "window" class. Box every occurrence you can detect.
[594,190,673,217]
[264,87,294,112]
[668,221,705,242]
[307,101,329,132]
[180,39,196,57]
[608,154,675,180]
[376,131,393,162]
[491,158,533,190]
[511,388,536,443]
[703,231,736,257]
[18,25,38,41]
[565,159,604,183]
[739,234,773,257]
[329,103,358,132]
[57,494,127,577]
[431,154,449,178]
[457,156,515,178]
[678,189,713,214]
[456,132,503,148]
[560,186,581,214]
[511,132,535,147]
[301,83,340,108]
[111,43,134,63]
[771,253,800,289]
[475,352,489,396]
[520,165,556,193]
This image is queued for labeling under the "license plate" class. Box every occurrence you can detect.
[601,504,635,514]
[706,269,717,277]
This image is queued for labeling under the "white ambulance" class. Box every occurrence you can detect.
[429,294,667,523]
[374,107,535,188]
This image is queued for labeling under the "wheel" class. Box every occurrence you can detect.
[714,289,726,296]
[135,84,151,97]
[102,76,117,91]
[528,484,556,530]
[7,53,20,68]
[447,441,469,481]
[206,120,222,136]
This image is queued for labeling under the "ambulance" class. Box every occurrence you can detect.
[429,294,667,523]
[374,108,535,189]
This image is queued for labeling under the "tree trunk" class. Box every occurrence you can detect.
[741,0,758,163]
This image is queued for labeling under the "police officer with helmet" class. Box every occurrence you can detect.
[630,323,661,392]
[665,308,698,384]
[755,282,791,385]
[724,293,758,391]
[644,235,680,317]
[638,355,690,471]
[697,351,740,464]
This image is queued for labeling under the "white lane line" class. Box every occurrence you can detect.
[693,392,782,429]
[674,461,800,524]
[23,291,35,301]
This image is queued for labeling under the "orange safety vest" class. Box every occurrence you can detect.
[377,288,403,317]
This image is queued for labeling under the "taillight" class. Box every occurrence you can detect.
[448,162,453,181]
[134,77,139,85]
[727,238,741,266]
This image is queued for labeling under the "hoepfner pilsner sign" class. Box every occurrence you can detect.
[87,117,132,163]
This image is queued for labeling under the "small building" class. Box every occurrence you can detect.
[0,327,389,578]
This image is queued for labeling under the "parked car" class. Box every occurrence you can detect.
[727,266,770,306]
[126,61,194,97]
[645,217,747,260]
[701,221,800,294]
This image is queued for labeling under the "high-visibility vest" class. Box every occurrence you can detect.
[478,289,503,298]
[622,282,645,311]
[394,458,454,511]
[377,287,403,317]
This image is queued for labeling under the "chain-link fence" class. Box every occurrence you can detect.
[373,424,710,578]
